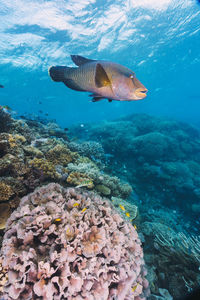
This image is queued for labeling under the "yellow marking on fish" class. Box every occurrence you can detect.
[54,218,61,222]
[133,224,137,230]
[125,212,130,217]
[131,283,138,292]
[119,205,125,211]
[73,202,79,207]
[81,207,87,213]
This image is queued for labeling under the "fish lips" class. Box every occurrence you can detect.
[134,87,148,99]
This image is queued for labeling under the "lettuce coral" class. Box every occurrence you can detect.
[0,183,149,300]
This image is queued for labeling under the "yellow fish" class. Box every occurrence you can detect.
[132,284,138,292]
[49,55,147,102]
[125,212,130,217]
[73,202,79,207]
[54,218,61,222]
[119,204,125,211]
[81,207,87,213]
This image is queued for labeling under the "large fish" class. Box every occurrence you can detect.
[48,55,147,102]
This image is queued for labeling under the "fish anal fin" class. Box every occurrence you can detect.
[71,55,96,66]
[63,79,85,91]
[95,63,111,88]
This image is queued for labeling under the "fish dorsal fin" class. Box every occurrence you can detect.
[71,55,95,66]
[95,63,111,88]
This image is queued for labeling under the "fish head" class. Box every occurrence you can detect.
[112,73,147,101]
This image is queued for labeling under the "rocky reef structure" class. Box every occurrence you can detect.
[0,183,149,300]
[69,114,200,215]
[0,113,132,233]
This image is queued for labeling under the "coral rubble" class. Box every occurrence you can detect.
[0,183,149,300]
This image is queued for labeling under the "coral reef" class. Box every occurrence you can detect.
[69,114,200,214]
[0,203,11,230]
[67,161,132,198]
[68,141,105,161]
[0,114,132,237]
[0,183,149,300]
[0,256,8,294]
[29,157,61,179]
[0,182,13,202]
[0,108,13,133]
[66,171,94,188]
[141,222,200,298]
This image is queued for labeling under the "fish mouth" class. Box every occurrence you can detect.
[135,88,148,99]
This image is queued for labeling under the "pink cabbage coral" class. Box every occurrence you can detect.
[0,183,149,300]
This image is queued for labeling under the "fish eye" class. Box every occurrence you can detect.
[130,74,135,79]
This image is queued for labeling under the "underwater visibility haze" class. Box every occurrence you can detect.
[0,0,200,300]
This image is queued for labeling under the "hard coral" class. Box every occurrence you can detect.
[0,183,149,300]
[0,203,11,230]
[67,171,94,188]
[45,144,78,166]
[0,182,13,202]
[0,257,8,295]
[29,157,61,179]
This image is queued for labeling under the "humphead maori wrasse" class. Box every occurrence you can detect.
[48,55,147,102]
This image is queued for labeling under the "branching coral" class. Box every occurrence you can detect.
[0,183,149,300]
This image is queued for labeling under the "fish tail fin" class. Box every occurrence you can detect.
[48,66,70,82]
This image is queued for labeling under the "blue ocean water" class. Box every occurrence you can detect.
[1,1,200,299]
[0,0,200,127]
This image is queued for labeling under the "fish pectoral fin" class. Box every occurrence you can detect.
[71,55,96,66]
[63,79,85,91]
[91,96,105,102]
[95,63,111,88]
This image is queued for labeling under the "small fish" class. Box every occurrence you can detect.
[75,180,93,189]
[1,105,12,111]
[131,284,138,292]
[48,55,147,102]
[133,224,137,230]
[125,212,130,217]
[81,207,87,213]
[66,228,70,234]
[0,84,4,88]
[73,202,79,207]
[119,204,125,211]
[54,218,61,223]
[64,127,69,131]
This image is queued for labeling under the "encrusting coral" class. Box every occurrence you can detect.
[0,183,149,300]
